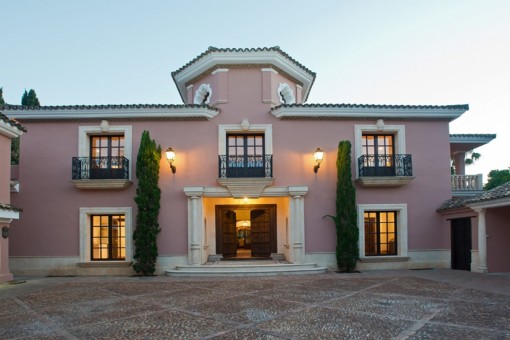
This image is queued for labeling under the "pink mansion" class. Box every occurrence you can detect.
[1,47,507,279]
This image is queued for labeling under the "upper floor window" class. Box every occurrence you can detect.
[224,134,266,177]
[361,134,395,176]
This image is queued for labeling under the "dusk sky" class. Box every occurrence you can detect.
[2,0,509,180]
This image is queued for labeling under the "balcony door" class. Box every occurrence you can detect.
[361,134,395,176]
[226,134,265,177]
[90,135,125,179]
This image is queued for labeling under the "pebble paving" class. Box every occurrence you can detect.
[0,269,508,339]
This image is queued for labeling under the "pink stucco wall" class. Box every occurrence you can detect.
[487,206,510,272]
[10,67,456,261]
[0,136,11,203]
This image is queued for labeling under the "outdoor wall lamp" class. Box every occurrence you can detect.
[165,147,176,174]
[2,226,9,239]
[313,148,324,173]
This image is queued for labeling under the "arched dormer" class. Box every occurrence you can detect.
[277,83,296,104]
[193,84,212,104]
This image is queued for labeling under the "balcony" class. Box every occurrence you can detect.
[451,174,483,196]
[356,154,415,187]
[71,157,132,190]
[217,155,274,198]
[218,155,273,178]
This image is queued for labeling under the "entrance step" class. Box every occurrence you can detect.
[165,263,327,277]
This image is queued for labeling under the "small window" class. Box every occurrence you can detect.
[91,214,126,261]
[364,211,397,256]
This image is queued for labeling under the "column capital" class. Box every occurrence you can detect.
[473,207,486,214]
[183,186,204,197]
[289,186,308,197]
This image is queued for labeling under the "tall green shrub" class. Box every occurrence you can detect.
[326,141,359,272]
[133,130,162,275]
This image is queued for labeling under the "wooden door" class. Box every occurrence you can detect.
[250,206,277,257]
[451,218,472,271]
[216,209,237,258]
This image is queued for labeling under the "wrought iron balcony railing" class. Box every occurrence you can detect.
[72,157,129,180]
[358,154,413,177]
[218,155,272,178]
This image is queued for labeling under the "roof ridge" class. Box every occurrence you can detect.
[0,104,219,112]
[272,103,469,110]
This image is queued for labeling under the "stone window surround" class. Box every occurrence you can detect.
[79,207,133,264]
[78,123,133,180]
[357,203,408,261]
[354,123,406,179]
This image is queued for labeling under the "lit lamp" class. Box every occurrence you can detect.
[313,148,324,173]
[165,147,176,174]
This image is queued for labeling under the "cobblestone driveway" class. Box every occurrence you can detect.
[0,269,509,339]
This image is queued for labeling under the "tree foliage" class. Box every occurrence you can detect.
[325,141,359,272]
[21,89,40,106]
[484,169,510,190]
[0,87,5,105]
[133,131,162,275]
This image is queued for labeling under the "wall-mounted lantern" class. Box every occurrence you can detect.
[313,148,324,173]
[165,147,176,174]
[2,226,9,239]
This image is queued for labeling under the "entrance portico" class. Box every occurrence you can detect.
[183,186,308,266]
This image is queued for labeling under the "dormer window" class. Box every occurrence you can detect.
[194,84,212,104]
[277,83,295,104]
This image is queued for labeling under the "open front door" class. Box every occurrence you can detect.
[251,206,277,257]
[451,218,472,271]
[216,209,237,258]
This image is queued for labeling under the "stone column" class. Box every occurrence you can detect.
[453,151,466,175]
[0,221,13,282]
[184,187,204,266]
[289,186,308,264]
[474,208,488,273]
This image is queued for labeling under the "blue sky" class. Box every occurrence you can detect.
[1,0,509,179]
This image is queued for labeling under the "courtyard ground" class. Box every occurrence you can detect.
[0,269,509,339]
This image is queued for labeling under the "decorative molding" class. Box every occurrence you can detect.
[0,210,19,221]
[193,84,212,105]
[355,176,415,187]
[217,178,275,198]
[261,68,278,74]
[0,120,24,138]
[211,68,229,75]
[71,179,132,190]
[277,83,296,104]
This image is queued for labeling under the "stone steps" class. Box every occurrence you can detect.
[165,262,327,277]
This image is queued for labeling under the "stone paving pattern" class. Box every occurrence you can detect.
[0,269,509,339]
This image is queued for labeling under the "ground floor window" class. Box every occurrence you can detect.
[91,214,125,260]
[357,204,407,258]
[79,207,132,263]
[364,211,397,256]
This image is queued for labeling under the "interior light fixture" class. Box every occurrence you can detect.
[313,148,324,173]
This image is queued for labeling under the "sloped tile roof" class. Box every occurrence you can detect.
[0,104,218,112]
[0,112,27,132]
[0,202,22,212]
[438,181,510,212]
[172,46,316,77]
[464,181,510,204]
[450,134,496,139]
[272,103,469,111]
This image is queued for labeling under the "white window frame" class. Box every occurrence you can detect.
[218,123,273,155]
[354,124,405,178]
[79,207,133,263]
[78,124,132,180]
[357,204,408,259]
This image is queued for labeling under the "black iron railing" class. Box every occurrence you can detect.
[218,155,272,178]
[72,157,129,180]
[358,154,412,177]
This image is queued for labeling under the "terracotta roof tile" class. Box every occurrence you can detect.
[450,134,496,138]
[0,202,22,212]
[172,46,316,77]
[272,103,469,111]
[0,112,27,132]
[464,181,510,204]
[0,104,218,112]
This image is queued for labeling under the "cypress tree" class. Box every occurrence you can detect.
[21,89,40,106]
[325,141,359,272]
[133,130,162,275]
[0,87,5,105]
